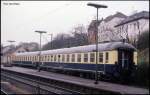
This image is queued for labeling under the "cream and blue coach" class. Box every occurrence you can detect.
[12,42,137,77]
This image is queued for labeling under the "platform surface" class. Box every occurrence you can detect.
[1,65,149,94]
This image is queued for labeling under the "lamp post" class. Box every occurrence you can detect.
[35,31,47,72]
[48,34,53,49]
[7,40,15,65]
[87,3,107,84]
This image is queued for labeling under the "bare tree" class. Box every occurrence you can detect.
[71,24,89,45]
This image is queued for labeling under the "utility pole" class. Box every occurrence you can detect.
[87,3,107,84]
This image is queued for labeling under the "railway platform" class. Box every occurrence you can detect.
[1,65,149,94]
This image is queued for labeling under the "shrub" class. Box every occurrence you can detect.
[135,62,149,88]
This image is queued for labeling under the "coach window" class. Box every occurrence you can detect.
[28,56,29,61]
[32,56,33,61]
[99,53,103,63]
[29,56,31,61]
[43,56,45,61]
[31,56,33,61]
[40,56,42,61]
[72,54,75,62]
[33,56,34,61]
[58,55,61,62]
[48,55,50,61]
[51,55,53,62]
[32,56,34,61]
[67,54,70,62]
[35,56,37,61]
[90,53,95,62]
[29,56,30,61]
[45,55,47,61]
[105,52,109,63]
[62,55,65,62]
[49,55,52,62]
[84,53,88,62]
[47,55,49,61]
[36,56,38,61]
[49,55,51,61]
[42,55,45,61]
[54,55,57,62]
[77,54,81,62]
[43,55,45,61]
[30,56,32,61]
[26,56,28,61]
[41,56,43,61]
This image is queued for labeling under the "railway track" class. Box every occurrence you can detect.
[1,66,149,94]
[1,90,8,95]
[1,71,81,94]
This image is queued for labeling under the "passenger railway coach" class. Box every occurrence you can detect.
[10,42,137,78]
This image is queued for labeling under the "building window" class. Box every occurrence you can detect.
[77,54,81,62]
[90,53,95,62]
[84,53,88,62]
[105,52,109,63]
[99,53,103,63]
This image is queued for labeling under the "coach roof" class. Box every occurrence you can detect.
[15,42,136,56]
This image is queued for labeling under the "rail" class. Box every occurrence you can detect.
[1,71,82,94]
[1,90,8,95]
[1,66,149,94]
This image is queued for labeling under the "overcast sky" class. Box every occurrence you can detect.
[1,1,149,46]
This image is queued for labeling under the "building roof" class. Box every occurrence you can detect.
[15,42,136,56]
[104,12,127,22]
[2,45,29,55]
[115,11,149,27]
[88,19,103,32]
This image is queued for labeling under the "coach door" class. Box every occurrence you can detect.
[118,50,133,69]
